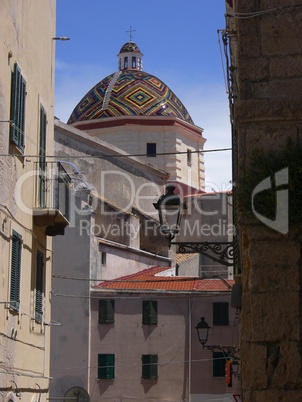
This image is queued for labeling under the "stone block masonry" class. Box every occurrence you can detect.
[227,0,302,400]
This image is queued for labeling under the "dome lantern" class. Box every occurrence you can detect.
[118,41,143,71]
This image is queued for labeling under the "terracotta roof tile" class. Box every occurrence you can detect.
[96,266,234,292]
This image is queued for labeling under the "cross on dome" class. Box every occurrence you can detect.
[126,26,136,42]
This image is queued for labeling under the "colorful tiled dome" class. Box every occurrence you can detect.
[119,41,141,53]
[67,41,194,125]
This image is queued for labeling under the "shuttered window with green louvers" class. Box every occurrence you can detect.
[213,302,229,326]
[213,352,227,377]
[38,106,47,208]
[35,250,44,322]
[99,299,115,324]
[98,354,115,379]
[142,300,157,325]
[10,63,26,152]
[142,355,158,379]
[10,230,22,311]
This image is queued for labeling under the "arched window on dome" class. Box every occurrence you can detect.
[124,57,128,69]
[138,58,141,69]
[132,57,136,69]
[119,59,121,70]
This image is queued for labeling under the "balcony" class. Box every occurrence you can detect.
[33,161,70,236]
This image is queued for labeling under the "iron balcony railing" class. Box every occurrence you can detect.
[34,161,71,223]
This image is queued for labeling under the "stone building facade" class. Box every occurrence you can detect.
[226,0,302,400]
[0,1,64,401]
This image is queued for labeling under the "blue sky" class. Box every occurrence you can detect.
[55,0,232,191]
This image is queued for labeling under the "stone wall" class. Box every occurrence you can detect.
[226,0,302,400]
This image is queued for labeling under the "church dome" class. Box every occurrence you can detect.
[119,41,141,53]
[67,42,194,125]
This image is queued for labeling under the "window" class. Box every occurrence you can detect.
[213,352,227,377]
[132,56,136,68]
[10,230,22,311]
[124,56,128,69]
[99,299,114,324]
[38,106,47,208]
[213,302,229,326]
[187,149,192,165]
[35,250,44,322]
[98,354,115,379]
[10,63,26,151]
[142,300,157,325]
[146,143,156,157]
[142,354,158,379]
[101,252,106,266]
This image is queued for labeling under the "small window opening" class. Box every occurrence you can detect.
[187,149,192,165]
[147,143,156,157]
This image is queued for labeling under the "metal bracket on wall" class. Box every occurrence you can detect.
[172,241,234,266]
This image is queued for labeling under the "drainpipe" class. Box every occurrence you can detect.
[188,299,191,402]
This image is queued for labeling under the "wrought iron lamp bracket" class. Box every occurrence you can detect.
[204,344,240,360]
[171,241,234,267]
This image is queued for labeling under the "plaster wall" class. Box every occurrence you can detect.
[89,291,239,401]
[178,193,233,278]
[0,1,56,400]
[94,241,171,281]
[50,195,92,399]
[85,120,206,190]
[55,120,168,219]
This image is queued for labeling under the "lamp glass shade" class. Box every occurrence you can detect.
[153,185,185,237]
[195,317,210,346]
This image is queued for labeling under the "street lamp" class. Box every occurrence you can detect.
[153,185,234,266]
[153,184,185,244]
[195,316,210,347]
[195,316,240,360]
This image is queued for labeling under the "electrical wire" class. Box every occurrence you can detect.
[0,146,232,159]
[0,204,53,254]
[225,2,302,19]
[217,30,228,94]
[50,355,229,373]
[52,274,233,283]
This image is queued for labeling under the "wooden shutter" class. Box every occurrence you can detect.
[9,63,26,151]
[142,355,158,379]
[213,352,227,377]
[99,300,114,324]
[35,250,44,321]
[10,230,22,310]
[38,106,47,207]
[98,354,114,379]
[143,301,157,325]
[213,302,229,326]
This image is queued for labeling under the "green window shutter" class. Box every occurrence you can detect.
[19,76,26,150]
[98,354,115,379]
[99,300,114,324]
[213,302,229,326]
[142,301,157,325]
[142,355,158,379]
[35,250,44,321]
[38,106,47,207]
[9,63,26,151]
[213,352,226,377]
[10,230,22,311]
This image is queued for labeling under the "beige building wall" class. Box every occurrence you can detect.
[89,290,239,402]
[0,1,56,401]
[75,116,206,191]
